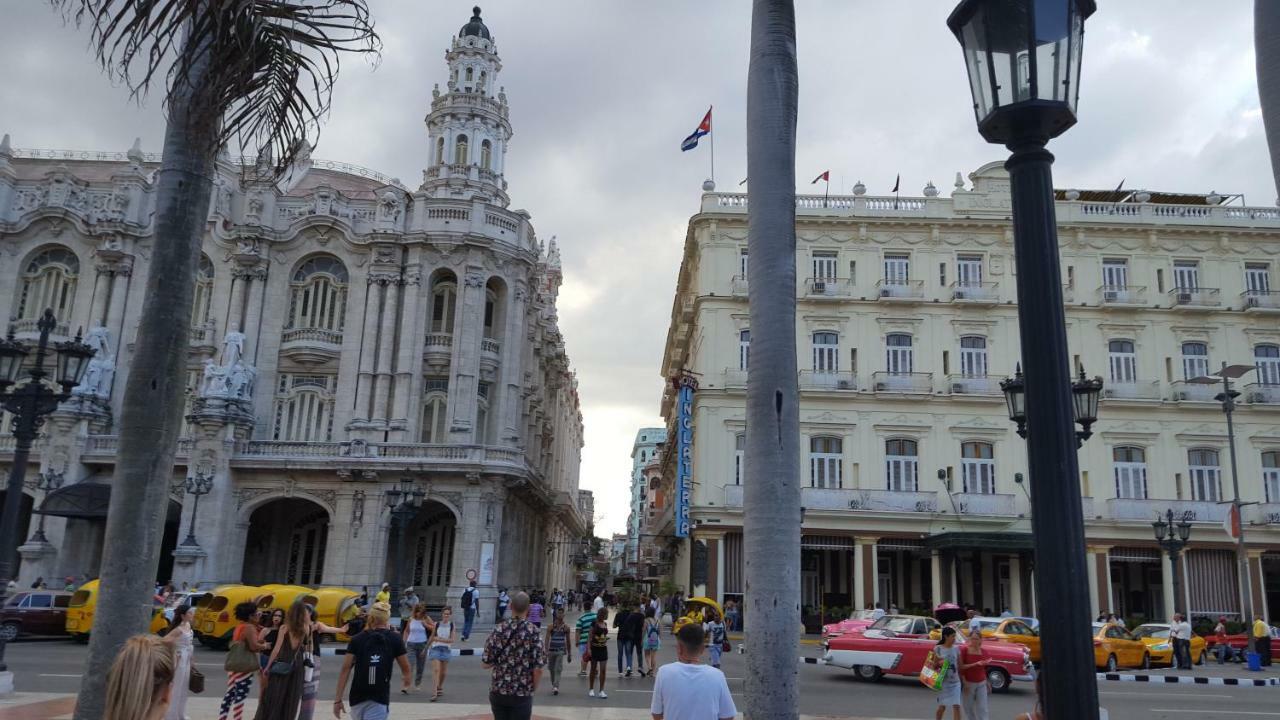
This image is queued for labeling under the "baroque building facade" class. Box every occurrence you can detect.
[658,164,1280,626]
[621,427,665,580]
[0,7,585,617]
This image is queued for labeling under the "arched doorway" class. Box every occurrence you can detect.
[385,501,457,606]
[241,498,329,586]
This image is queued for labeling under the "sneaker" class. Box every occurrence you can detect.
[599,691,608,699]
[553,687,559,696]
[589,689,596,698]
[625,670,632,677]
[578,670,587,677]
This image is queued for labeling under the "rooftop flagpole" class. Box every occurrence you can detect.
[709,106,716,186]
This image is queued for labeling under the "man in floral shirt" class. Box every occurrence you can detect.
[482,591,546,720]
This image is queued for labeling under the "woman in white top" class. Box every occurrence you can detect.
[162,605,194,720]
[401,604,432,692]
[427,606,455,702]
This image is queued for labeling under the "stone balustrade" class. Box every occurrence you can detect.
[953,492,1016,516]
[1106,497,1230,523]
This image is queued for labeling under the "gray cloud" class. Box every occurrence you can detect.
[1,1,1269,535]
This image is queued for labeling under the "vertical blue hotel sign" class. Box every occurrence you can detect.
[674,374,698,538]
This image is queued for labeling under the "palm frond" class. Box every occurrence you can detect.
[53,0,381,172]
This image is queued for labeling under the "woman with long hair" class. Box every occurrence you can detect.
[544,608,570,695]
[105,635,175,720]
[642,605,661,678]
[402,604,432,692]
[253,601,310,720]
[588,608,610,699]
[218,602,264,720]
[163,604,194,720]
[933,626,963,720]
[426,606,455,701]
[297,603,346,720]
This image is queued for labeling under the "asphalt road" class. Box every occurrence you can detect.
[6,638,1280,718]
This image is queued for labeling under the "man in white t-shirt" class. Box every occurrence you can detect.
[650,623,737,720]
[593,592,605,613]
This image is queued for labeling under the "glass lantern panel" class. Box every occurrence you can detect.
[1067,9,1084,110]
[962,20,993,122]
[983,1,1031,107]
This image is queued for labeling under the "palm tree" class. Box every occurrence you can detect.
[51,2,378,716]
[744,1,800,717]
[1258,0,1280,203]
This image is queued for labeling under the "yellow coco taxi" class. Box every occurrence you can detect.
[312,587,360,642]
[256,585,318,614]
[65,580,99,642]
[1093,622,1151,671]
[1131,623,1207,667]
[195,585,262,648]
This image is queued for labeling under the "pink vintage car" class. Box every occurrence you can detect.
[820,609,878,641]
[823,625,1033,693]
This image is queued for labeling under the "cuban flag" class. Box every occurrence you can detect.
[681,107,712,151]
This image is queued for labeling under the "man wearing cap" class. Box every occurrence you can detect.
[399,587,420,624]
[334,602,410,720]
[482,591,545,719]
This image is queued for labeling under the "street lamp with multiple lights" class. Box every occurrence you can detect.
[0,309,95,671]
[1000,365,1103,446]
[178,472,214,548]
[384,477,426,615]
[1152,509,1193,616]
[27,470,65,545]
[948,0,1099,717]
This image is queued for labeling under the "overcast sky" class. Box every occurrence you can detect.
[0,1,1272,536]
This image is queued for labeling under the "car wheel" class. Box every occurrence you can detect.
[1106,654,1118,672]
[853,664,883,682]
[986,667,1010,693]
[1141,653,1151,670]
[0,623,18,642]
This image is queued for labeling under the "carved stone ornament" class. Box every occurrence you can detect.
[236,487,273,510]
[351,489,366,537]
[464,272,485,288]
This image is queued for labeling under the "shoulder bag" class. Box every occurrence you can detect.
[268,634,303,676]
[188,665,205,694]
[225,626,259,674]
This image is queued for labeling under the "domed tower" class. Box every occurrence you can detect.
[421,6,512,207]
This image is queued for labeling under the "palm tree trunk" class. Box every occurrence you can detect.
[74,25,215,720]
[1257,0,1280,204]
[744,1,800,718]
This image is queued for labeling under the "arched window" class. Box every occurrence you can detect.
[435,137,445,166]
[1112,446,1147,499]
[885,438,918,492]
[810,436,842,488]
[480,140,492,170]
[454,134,469,165]
[1264,451,1280,503]
[739,330,750,371]
[287,255,348,333]
[430,277,457,334]
[959,336,987,377]
[1188,448,1222,502]
[1108,339,1136,384]
[1181,342,1209,380]
[272,374,336,441]
[961,441,995,494]
[465,67,474,82]
[734,433,746,485]
[476,381,491,443]
[191,255,214,327]
[17,246,79,321]
[484,289,497,338]
[812,332,839,373]
[1257,344,1280,386]
[421,376,449,443]
[886,333,913,374]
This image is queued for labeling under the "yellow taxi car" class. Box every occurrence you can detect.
[1093,622,1150,671]
[312,587,360,642]
[195,585,262,648]
[256,585,318,614]
[1131,623,1207,667]
[929,617,1043,663]
[65,580,99,642]
[673,597,723,635]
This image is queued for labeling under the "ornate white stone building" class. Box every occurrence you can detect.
[0,7,586,615]
[660,165,1280,626]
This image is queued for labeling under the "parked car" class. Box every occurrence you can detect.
[823,627,1033,692]
[65,580,99,642]
[821,609,878,642]
[1130,623,1207,667]
[150,591,210,635]
[856,614,942,641]
[1204,625,1280,655]
[1093,622,1151,671]
[194,584,262,648]
[1,590,71,640]
[929,617,1042,663]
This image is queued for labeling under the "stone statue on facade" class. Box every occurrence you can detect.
[221,326,245,368]
[71,324,114,400]
[200,358,229,397]
[199,327,256,402]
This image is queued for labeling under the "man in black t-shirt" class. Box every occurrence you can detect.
[333,602,409,720]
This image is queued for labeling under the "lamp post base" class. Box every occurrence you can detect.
[0,670,13,695]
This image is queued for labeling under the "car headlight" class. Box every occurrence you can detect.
[1154,643,1170,651]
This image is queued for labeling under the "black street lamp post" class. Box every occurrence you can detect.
[179,472,214,548]
[948,1,1098,717]
[1152,509,1193,616]
[383,477,425,620]
[28,470,65,544]
[0,309,95,671]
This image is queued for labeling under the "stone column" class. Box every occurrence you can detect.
[930,550,943,608]
[1249,549,1268,622]
[389,263,424,440]
[239,264,269,364]
[1008,555,1024,616]
[372,277,401,425]
[1085,547,1101,619]
[351,274,386,430]
[448,480,493,627]
[496,281,527,446]
[170,416,250,586]
[1161,551,1175,619]
[447,269,487,442]
[706,536,721,603]
[225,272,249,335]
[855,537,877,608]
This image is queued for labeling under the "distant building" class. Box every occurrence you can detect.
[624,428,666,578]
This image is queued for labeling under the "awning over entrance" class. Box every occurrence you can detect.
[924,531,1034,552]
[39,480,181,522]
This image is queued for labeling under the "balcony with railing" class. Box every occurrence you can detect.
[423,332,453,366]
[1097,285,1148,307]
[280,327,343,363]
[804,277,852,298]
[953,492,1016,516]
[1243,290,1280,311]
[1102,380,1161,401]
[1169,380,1219,402]
[872,371,933,393]
[1247,503,1280,525]
[721,368,747,389]
[1106,498,1229,523]
[1063,283,1076,303]
[723,484,743,507]
[480,337,502,371]
[1168,287,1220,310]
[849,489,939,513]
[1245,383,1280,405]
[875,279,925,302]
[11,317,70,339]
[950,281,999,303]
[1082,496,1097,519]
[730,276,748,296]
[946,374,1002,397]
[189,320,218,351]
[799,371,858,391]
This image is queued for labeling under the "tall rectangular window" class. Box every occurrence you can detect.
[1112,446,1148,499]
[1246,263,1271,294]
[1102,259,1128,289]
[738,329,751,371]
[1109,340,1137,384]
[812,252,838,281]
[735,433,746,485]
[1257,345,1280,385]
[886,334,913,374]
[1265,451,1280,504]
[813,332,839,373]
[885,439,919,492]
[809,436,843,489]
[1188,448,1222,502]
[884,254,910,285]
[1181,342,1209,380]
[961,442,995,494]
[957,255,983,287]
[1173,261,1199,290]
[959,336,988,377]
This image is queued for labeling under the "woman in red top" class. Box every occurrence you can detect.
[959,631,991,720]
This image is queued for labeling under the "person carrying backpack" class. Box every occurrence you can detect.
[461,581,479,642]
[333,603,409,720]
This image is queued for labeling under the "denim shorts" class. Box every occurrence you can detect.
[428,644,452,661]
[350,701,388,720]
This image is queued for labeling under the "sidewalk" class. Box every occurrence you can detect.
[1099,661,1280,686]
[0,693,903,720]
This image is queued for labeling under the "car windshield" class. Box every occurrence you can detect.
[1091,623,1106,633]
[870,616,916,633]
[1132,626,1169,639]
[69,590,91,607]
[4,594,24,607]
